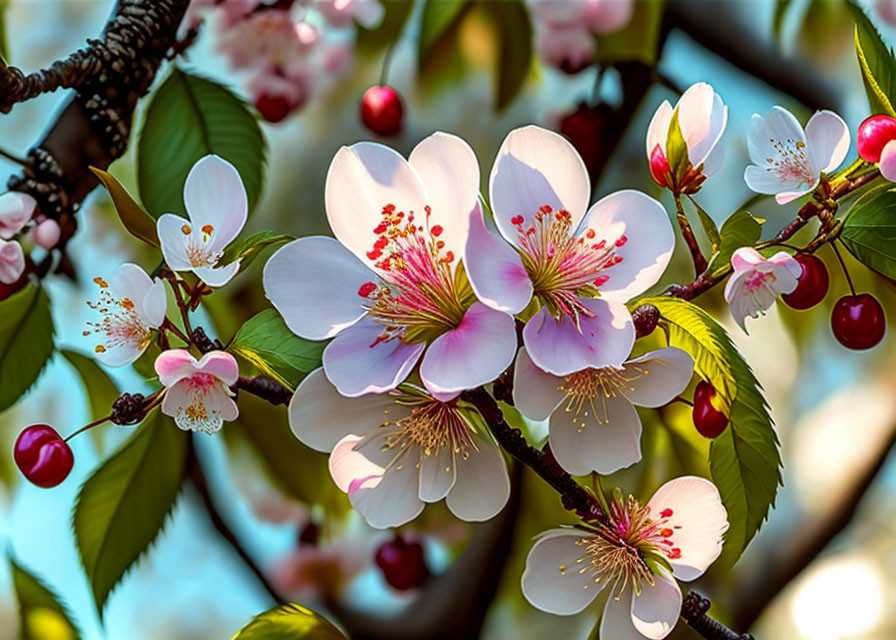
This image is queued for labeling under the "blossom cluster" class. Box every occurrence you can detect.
[0,193,61,288]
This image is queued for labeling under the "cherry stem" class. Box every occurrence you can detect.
[830,241,857,297]
[166,274,195,336]
[379,40,396,86]
[674,193,708,275]
[64,416,112,442]
[162,317,191,345]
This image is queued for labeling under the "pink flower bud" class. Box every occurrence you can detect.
[649,144,671,188]
[857,114,896,163]
[0,239,25,285]
[32,218,61,250]
[0,192,37,239]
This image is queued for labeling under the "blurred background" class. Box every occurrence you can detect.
[2,0,896,638]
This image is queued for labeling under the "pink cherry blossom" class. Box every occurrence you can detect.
[463,125,675,377]
[264,132,516,398]
[289,369,510,528]
[724,247,801,331]
[155,349,239,434]
[514,346,693,475]
[0,191,37,239]
[216,8,315,69]
[315,0,384,29]
[530,0,633,71]
[0,239,25,285]
[522,476,728,638]
[31,219,61,250]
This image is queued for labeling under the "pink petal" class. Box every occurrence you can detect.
[419,302,517,397]
[881,139,896,182]
[154,349,199,387]
[522,297,634,376]
[463,204,533,314]
[729,247,765,272]
[0,239,25,284]
[322,318,424,397]
[0,192,36,239]
[196,350,239,386]
[328,434,385,493]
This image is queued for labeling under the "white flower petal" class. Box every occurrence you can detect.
[522,529,604,615]
[141,278,167,328]
[512,347,565,422]
[646,100,673,157]
[630,569,683,639]
[157,214,194,271]
[489,125,590,244]
[677,83,727,167]
[193,261,241,287]
[600,591,647,640]
[263,236,371,340]
[623,347,694,408]
[408,132,480,258]
[744,164,802,195]
[94,342,143,368]
[350,462,425,529]
[804,110,850,174]
[647,476,729,582]
[445,435,509,521]
[182,155,248,253]
[329,434,385,493]
[418,445,456,503]
[746,106,805,166]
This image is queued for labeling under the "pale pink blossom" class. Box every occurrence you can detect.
[877,0,896,27]
[0,239,25,285]
[522,477,728,639]
[216,8,315,69]
[0,191,36,239]
[155,349,239,434]
[289,369,510,528]
[264,132,516,399]
[530,0,633,70]
[315,0,384,29]
[84,263,167,367]
[724,247,801,331]
[514,346,693,475]
[157,155,247,287]
[463,125,675,377]
[270,543,365,599]
[247,62,313,116]
[744,106,849,205]
[31,219,61,250]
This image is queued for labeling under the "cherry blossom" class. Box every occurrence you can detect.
[744,106,849,205]
[513,346,693,475]
[155,349,239,434]
[264,132,516,398]
[463,125,674,377]
[0,239,24,285]
[215,7,317,70]
[724,247,801,331]
[315,0,384,29]
[289,369,510,528]
[157,155,247,287]
[84,263,167,367]
[31,219,61,250]
[0,191,36,239]
[646,83,727,193]
[522,477,728,639]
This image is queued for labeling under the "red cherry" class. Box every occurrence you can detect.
[831,294,886,350]
[857,115,896,163]
[374,535,427,590]
[559,103,604,180]
[361,86,404,136]
[692,381,728,439]
[14,424,74,488]
[254,94,292,123]
[781,254,830,310]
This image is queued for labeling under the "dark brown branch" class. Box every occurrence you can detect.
[682,592,755,640]
[235,376,293,406]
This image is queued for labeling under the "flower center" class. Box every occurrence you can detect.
[563,496,682,596]
[180,223,222,268]
[85,277,152,354]
[358,204,474,345]
[174,373,233,434]
[558,364,650,430]
[511,205,624,324]
[766,137,814,186]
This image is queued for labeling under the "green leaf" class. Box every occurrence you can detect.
[485,0,532,110]
[230,309,325,390]
[638,297,782,563]
[0,286,55,413]
[356,0,414,50]
[60,350,120,422]
[418,0,469,65]
[666,111,689,182]
[772,0,792,39]
[689,196,720,252]
[0,0,9,62]
[220,231,295,270]
[90,167,159,246]
[10,556,82,640]
[138,67,267,218]
[853,6,896,117]
[592,0,664,65]
[73,411,188,615]
[706,210,764,275]
[840,187,896,279]
[232,603,346,640]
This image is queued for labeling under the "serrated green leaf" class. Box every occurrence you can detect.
[233,603,346,640]
[418,0,469,64]
[486,0,532,111]
[0,286,55,413]
[221,231,295,270]
[706,210,764,276]
[90,167,159,246]
[10,556,82,640]
[638,297,782,564]
[840,187,896,279]
[592,0,664,64]
[355,0,413,50]
[689,196,720,252]
[853,6,896,117]
[73,411,188,615]
[138,67,267,218]
[230,309,325,390]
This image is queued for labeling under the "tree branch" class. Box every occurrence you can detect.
[682,592,755,640]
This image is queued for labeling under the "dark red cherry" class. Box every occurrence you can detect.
[254,94,292,123]
[374,535,427,590]
[361,85,404,136]
[857,114,896,163]
[692,381,728,439]
[14,424,74,488]
[831,294,886,350]
[559,103,604,180]
[782,254,829,310]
